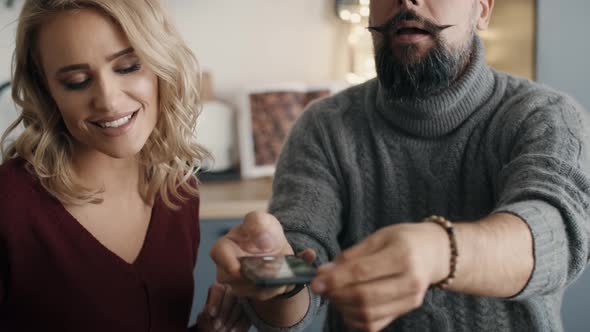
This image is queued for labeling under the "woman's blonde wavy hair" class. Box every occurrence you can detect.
[1,0,208,209]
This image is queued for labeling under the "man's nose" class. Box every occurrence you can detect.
[91,77,122,113]
[399,0,419,10]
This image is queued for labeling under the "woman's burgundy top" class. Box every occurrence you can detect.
[0,158,201,331]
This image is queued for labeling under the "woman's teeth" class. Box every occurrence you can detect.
[98,113,133,128]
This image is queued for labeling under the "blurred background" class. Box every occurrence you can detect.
[0,1,588,331]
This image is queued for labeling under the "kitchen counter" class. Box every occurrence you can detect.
[198,177,273,220]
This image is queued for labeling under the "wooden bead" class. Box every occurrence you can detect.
[425,215,458,289]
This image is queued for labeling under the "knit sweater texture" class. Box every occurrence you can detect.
[244,37,590,332]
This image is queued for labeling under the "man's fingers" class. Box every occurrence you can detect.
[337,287,423,331]
[327,274,429,331]
[209,212,299,306]
[333,232,386,263]
[210,213,287,279]
[342,312,396,332]
[228,212,285,253]
[215,271,289,301]
[338,301,403,328]
[210,237,243,277]
[312,251,404,293]
[325,273,427,307]
[297,248,317,263]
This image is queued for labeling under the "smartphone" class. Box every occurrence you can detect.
[239,255,317,287]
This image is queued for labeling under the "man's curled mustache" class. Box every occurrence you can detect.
[368,10,454,37]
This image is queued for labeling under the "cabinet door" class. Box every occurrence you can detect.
[189,219,240,326]
[537,1,590,330]
[189,219,326,331]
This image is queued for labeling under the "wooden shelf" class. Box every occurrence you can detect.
[198,177,273,220]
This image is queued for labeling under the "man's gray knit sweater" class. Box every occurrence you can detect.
[244,37,590,332]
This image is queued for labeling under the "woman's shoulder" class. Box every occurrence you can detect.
[0,157,40,206]
[1,156,27,186]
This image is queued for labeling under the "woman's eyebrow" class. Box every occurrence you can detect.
[55,47,135,76]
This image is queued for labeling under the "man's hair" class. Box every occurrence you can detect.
[2,0,207,209]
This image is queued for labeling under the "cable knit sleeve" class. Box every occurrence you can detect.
[270,101,345,264]
[240,100,344,331]
[492,92,590,300]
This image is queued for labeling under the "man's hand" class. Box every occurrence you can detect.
[210,211,297,301]
[310,222,450,332]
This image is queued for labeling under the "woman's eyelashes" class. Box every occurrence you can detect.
[61,62,142,91]
[117,63,141,74]
[63,78,91,90]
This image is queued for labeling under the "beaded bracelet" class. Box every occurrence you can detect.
[423,215,458,288]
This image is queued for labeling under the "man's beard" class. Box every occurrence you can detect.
[371,10,474,100]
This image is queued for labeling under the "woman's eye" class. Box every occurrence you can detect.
[117,63,141,74]
[63,79,91,91]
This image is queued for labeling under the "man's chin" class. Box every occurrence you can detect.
[390,43,433,65]
[390,51,425,66]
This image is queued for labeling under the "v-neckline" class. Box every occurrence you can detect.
[51,196,159,268]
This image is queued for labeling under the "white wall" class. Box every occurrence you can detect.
[0,3,23,82]
[0,0,349,166]
[165,0,349,104]
[0,0,349,103]
[0,4,23,149]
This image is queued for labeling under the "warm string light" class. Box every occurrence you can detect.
[338,2,370,22]
[338,2,375,84]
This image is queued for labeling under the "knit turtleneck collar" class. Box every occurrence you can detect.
[375,35,497,137]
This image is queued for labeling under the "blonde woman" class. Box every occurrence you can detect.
[0,1,248,331]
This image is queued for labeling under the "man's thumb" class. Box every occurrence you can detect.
[253,232,275,252]
[232,211,285,254]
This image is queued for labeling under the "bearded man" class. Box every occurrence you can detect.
[211,1,590,331]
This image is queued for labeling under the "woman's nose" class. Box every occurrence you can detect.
[91,77,123,113]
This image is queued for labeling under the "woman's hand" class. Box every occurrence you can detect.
[197,283,251,332]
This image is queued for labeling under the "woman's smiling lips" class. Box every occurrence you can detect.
[90,108,140,137]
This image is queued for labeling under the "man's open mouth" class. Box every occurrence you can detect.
[396,27,431,35]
